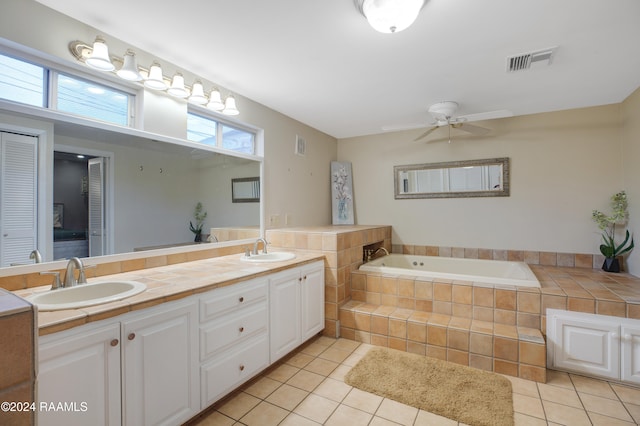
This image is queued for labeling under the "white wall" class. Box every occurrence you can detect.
[338,105,627,256]
[621,87,640,276]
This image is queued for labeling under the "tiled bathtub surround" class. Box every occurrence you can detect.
[393,243,608,270]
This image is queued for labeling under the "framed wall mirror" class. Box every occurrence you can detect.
[231,177,260,203]
[394,157,510,199]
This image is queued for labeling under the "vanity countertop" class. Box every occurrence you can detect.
[13,252,324,336]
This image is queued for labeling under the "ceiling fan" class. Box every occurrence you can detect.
[386,101,513,143]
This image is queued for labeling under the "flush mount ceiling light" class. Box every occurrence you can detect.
[356,0,425,33]
[68,37,240,115]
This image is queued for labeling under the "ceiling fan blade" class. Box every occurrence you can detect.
[413,126,439,141]
[381,123,429,132]
[458,109,513,122]
[452,123,491,135]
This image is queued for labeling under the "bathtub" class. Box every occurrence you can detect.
[359,254,540,288]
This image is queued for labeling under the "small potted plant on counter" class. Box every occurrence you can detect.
[592,190,634,272]
[190,202,208,242]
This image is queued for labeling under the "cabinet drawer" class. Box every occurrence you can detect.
[200,332,269,408]
[200,278,267,322]
[200,303,268,360]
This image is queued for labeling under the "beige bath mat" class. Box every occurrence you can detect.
[345,347,514,426]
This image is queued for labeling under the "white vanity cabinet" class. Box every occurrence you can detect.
[547,309,640,384]
[37,298,199,426]
[199,277,270,408]
[38,322,121,426]
[270,261,324,362]
[121,300,199,426]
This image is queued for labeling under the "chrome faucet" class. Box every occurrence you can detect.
[64,257,87,288]
[374,247,389,256]
[366,247,390,262]
[252,238,268,255]
[30,249,42,263]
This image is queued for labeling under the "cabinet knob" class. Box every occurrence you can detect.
[239,364,245,371]
[128,332,136,341]
[239,327,245,333]
[298,277,302,282]
[303,275,307,280]
[239,296,244,303]
[110,339,119,347]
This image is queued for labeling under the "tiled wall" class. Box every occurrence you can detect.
[0,290,36,426]
[393,244,607,269]
[267,225,392,338]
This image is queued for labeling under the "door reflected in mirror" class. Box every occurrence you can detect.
[394,157,510,199]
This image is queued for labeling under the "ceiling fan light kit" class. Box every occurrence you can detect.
[356,0,425,33]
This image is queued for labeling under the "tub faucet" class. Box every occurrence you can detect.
[64,257,87,288]
[374,247,389,256]
[253,238,268,255]
[367,247,389,262]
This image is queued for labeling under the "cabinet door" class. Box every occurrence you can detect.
[38,322,121,426]
[551,314,620,380]
[622,324,640,384]
[122,300,198,426]
[301,262,325,341]
[269,268,301,362]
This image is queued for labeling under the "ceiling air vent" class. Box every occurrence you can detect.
[506,46,557,72]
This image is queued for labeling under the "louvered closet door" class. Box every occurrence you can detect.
[0,132,37,267]
[88,157,105,257]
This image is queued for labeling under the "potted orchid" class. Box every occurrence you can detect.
[592,191,634,272]
[189,202,207,242]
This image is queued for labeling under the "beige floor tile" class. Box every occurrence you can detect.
[331,338,361,352]
[316,336,339,347]
[216,392,261,420]
[286,352,315,368]
[329,364,351,381]
[293,393,340,424]
[512,393,545,419]
[239,401,289,426]
[375,398,419,426]
[579,392,634,422]
[342,387,384,414]
[325,404,373,426]
[414,410,457,425]
[369,416,402,426]
[538,382,582,408]
[588,411,637,426]
[265,383,309,411]
[301,342,328,357]
[513,412,548,426]
[266,363,300,383]
[313,377,353,402]
[624,402,640,424]
[304,357,339,376]
[287,369,325,392]
[504,375,540,398]
[319,347,352,363]
[611,383,640,404]
[544,369,574,389]
[242,376,281,399]
[353,342,374,355]
[570,373,617,399]
[279,412,322,425]
[193,411,235,426]
[342,351,366,367]
[543,400,592,426]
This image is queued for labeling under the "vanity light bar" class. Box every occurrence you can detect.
[68,38,240,115]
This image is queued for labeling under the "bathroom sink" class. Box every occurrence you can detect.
[240,252,296,263]
[28,280,147,311]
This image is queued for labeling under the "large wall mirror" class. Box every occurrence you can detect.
[1,112,261,268]
[394,157,510,199]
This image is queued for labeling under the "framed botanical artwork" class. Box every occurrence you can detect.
[331,161,354,225]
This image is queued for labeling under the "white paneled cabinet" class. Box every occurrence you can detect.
[270,261,324,362]
[38,322,121,426]
[37,298,198,426]
[547,309,640,385]
[121,300,199,426]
